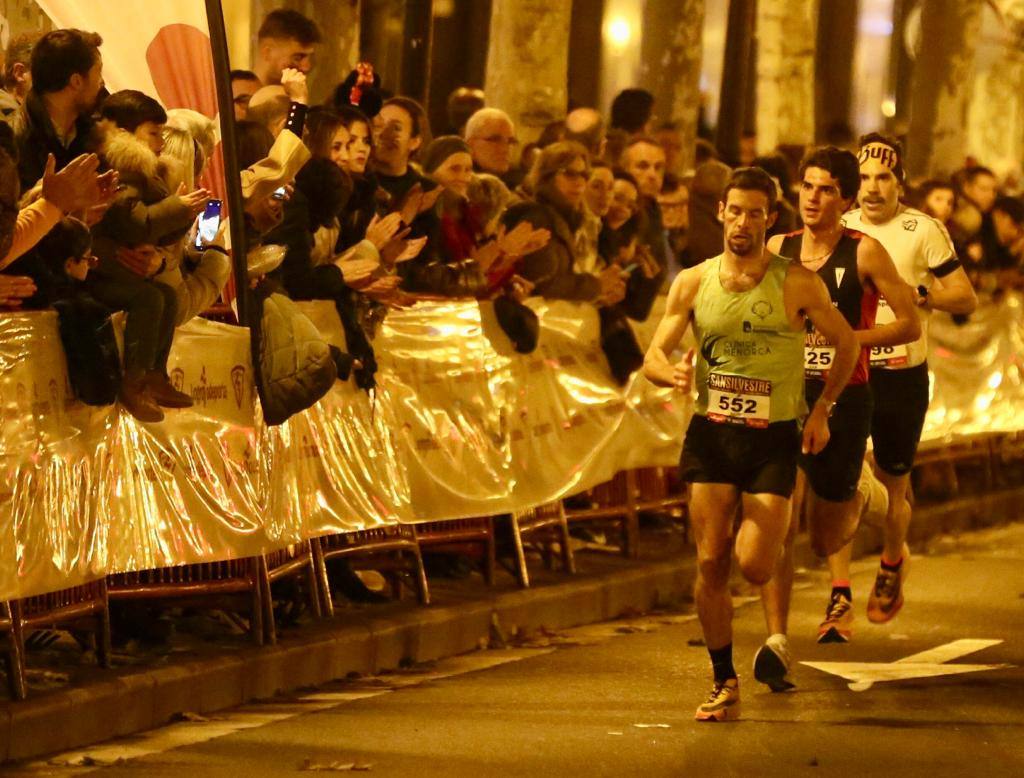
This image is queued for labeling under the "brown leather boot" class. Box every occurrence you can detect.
[146,372,194,409]
[119,373,164,423]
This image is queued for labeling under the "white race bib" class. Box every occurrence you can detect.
[804,344,835,378]
[706,373,772,428]
[869,298,910,367]
[869,343,908,367]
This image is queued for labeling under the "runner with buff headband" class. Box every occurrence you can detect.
[644,167,859,721]
[842,133,977,623]
[752,147,921,692]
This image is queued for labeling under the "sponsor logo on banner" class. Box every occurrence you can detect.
[230,364,247,409]
[48,379,60,418]
[175,366,230,407]
[30,382,50,418]
[301,434,322,460]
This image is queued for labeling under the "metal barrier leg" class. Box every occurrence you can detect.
[557,505,576,574]
[410,544,431,606]
[4,601,27,701]
[484,517,497,587]
[248,559,265,647]
[96,580,112,669]
[258,556,276,646]
[510,514,530,588]
[310,538,335,618]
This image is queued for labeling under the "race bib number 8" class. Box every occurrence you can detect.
[707,373,771,428]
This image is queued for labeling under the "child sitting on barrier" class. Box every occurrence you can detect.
[27,218,124,405]
[89,90,209,422]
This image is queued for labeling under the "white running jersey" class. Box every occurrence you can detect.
[841,206,958,369]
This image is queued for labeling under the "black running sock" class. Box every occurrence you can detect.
[880,557,903,573]
[832,586,853,601]
[708,643,736,683]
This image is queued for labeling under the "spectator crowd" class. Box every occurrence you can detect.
[1,8,1021,426]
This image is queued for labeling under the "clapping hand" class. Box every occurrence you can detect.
[366,212,404,249]
[0,274,36,309]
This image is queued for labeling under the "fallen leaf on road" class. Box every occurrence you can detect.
[173,711,213,722]
[26,669,70,684]
[301,759,373,771]
[614,625,650,635]
[687,637,705,647]
[633,723,671,729]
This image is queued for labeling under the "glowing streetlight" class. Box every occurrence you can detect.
[605,17,632,49]
[881,97,896,118]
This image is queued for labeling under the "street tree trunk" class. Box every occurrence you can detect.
[756,0,818,155]
[250,0,360,104]
[640,0,706,176]
[906,0,984,178]
[968,1,1024,170]
[485,0,572,142]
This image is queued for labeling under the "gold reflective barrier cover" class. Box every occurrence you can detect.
[0,300,687,600]
[5,293,1019,600]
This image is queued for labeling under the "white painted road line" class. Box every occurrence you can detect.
[802,639,1013,691]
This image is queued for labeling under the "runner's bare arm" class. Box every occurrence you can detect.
[856,236,921,348]
[643,263,702,389]
[792,267,858,454]
[926,264,977,315]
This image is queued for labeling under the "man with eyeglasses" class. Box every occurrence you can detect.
[464,107,521,189]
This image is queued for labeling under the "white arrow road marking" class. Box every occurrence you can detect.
[801,638,1013,692]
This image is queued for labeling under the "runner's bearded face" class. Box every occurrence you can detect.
[799,167,850,230]
[858,152,901,224]
[719,189,772,257]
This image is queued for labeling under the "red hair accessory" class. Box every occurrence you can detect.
[350,62,375,107]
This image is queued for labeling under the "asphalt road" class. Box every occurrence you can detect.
[24,523,1024,777]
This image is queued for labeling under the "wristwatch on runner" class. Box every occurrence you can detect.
[816,397,836,417]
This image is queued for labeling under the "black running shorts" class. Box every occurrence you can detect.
[869,362,930,477]
[680,414,800,497]
[799,382,873,502]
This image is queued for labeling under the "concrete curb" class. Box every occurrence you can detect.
[4,487,1021,765]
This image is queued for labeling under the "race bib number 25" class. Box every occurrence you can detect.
[804,345,835,378]
[707,373,771,428]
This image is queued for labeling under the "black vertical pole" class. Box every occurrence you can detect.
[716,0,756,166]
[205,0,250,328]
[401,0,435,107]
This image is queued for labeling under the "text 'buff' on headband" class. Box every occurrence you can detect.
[858,141,905,182]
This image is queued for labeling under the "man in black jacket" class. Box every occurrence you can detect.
[620,136,670,321]
[15,29,104,191]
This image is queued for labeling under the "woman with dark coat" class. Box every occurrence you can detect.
[503,142,644,384]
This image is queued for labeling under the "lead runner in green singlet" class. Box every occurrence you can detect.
[643,167,860,723]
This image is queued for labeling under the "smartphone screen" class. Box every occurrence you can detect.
[194,199,223,249]
[272,186,287,200]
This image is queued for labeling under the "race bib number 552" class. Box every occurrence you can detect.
[707,373,772,428]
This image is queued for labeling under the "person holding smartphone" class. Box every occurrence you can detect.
[88,90,208,422]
